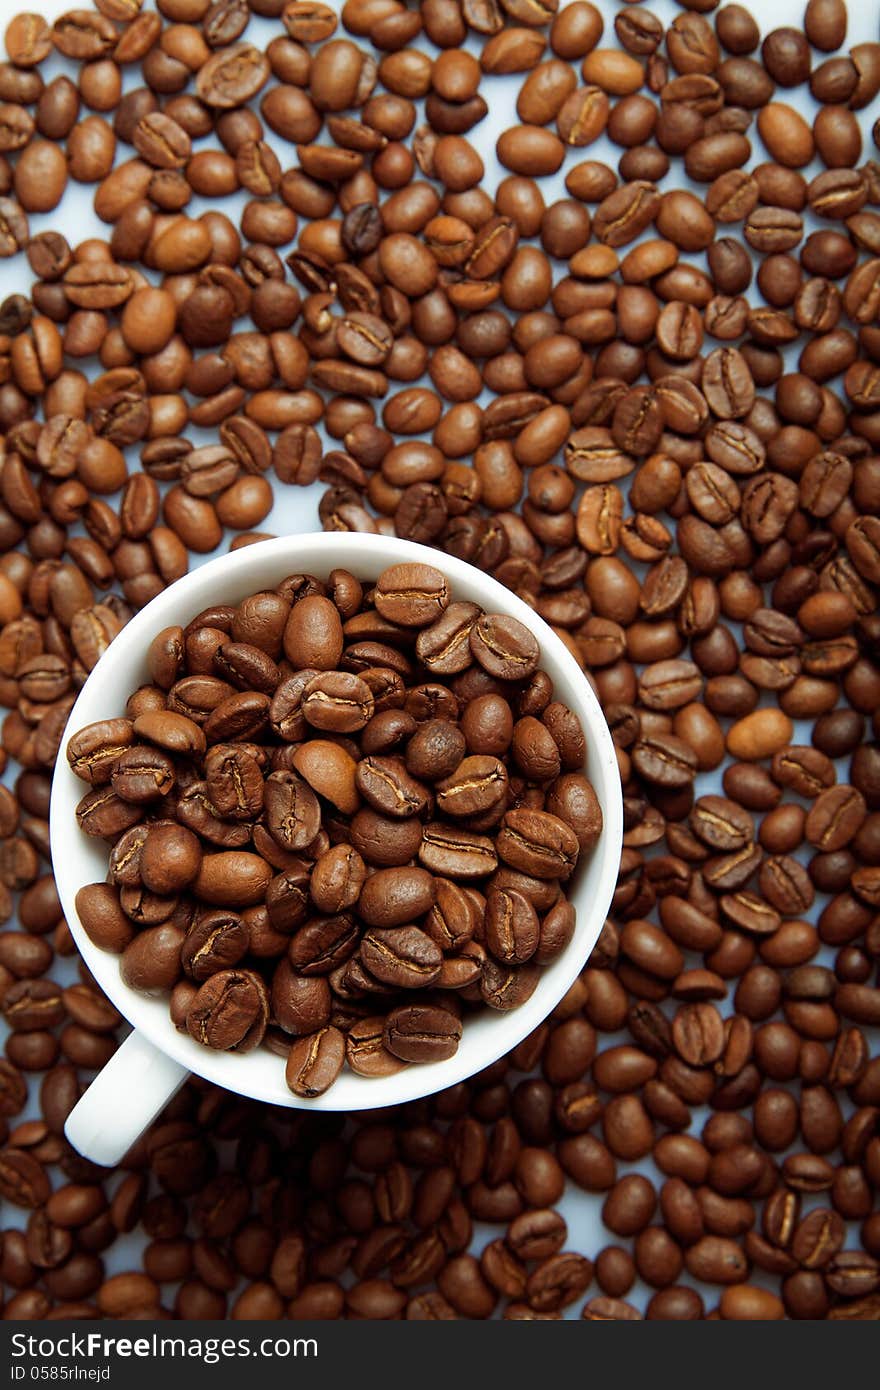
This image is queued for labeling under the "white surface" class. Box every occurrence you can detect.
[52,533,623,1128]
[1,0,878,1318]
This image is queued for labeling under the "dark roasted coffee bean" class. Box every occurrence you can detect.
[264,770,321,851]
[374,563,450,628]
[470,614,540,681]
[384,1004,462,1063]
[285,1026,345,1097]
[360,927,442,990]
[180,912,249,983]
[485,887,540,965]
[186,970,269,1053]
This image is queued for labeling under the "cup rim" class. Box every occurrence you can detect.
[50,532,623,1111]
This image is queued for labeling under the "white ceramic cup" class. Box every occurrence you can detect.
[51,533,622,1166]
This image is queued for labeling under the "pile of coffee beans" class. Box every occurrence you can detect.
[1,0,880,1321]
[66,559,602,1096]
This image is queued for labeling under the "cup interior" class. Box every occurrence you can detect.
[50,533,623,1111]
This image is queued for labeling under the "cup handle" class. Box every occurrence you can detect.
[65,1030,189,1167]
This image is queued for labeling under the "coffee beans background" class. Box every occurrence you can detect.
[1,0,880,1320]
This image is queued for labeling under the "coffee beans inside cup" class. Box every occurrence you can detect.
[68,561,603,1096]
[1,0,880,1324]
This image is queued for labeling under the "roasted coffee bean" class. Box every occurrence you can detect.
[310,845,367,915]
[285,1026,345,1098]
[374,563,450,628]
[360,927,442,990]
[481,885,538,965]
[346,1015,408,1078]
[497,809,579,880]
[356,756,430,820]
[66,719,134,786]
[263,770,321,851]
[180,912,249,983]
[301,672,375,733]
[384,1005,462,1063]
[416,604,481,676]
[470,614,540,681]
[437,756,508,817]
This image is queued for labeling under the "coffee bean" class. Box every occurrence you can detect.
[632,733,698,788]
[310,844,366,915]
[289,914,359,976]
[192,853,272,910]
[485,887,540,965]
[405,720,467,782]
[470,613,540,681]
[262,770,320,851]
[0,1148,51,1208]
[180,912,249,983]
[345,1015,407,1078]
[357,867,436,929]
[66,719,135,786]
[496,809,579,881]
[384,1004,462,1063]
[301,672,374,733]
[374,563,450,627]
[285,1026,345,1097]
[437,756,508,817]
[283,595,343,671]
